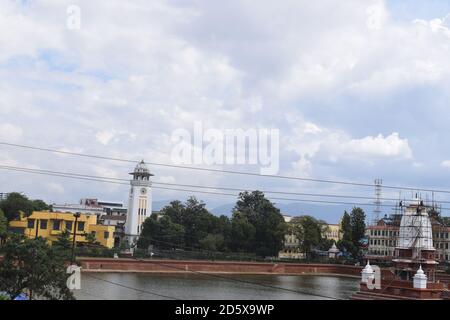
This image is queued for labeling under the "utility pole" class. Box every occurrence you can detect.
[71,212,81,265]
[373,179,382,225]
[35,219,39,239]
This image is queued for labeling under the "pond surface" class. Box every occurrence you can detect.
[74,273,360,300]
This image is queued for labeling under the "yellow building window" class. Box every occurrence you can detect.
[40,220,48,230]
[78,221,85,232]
[52,220,61,231]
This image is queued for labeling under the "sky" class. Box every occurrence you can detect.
[0,0,450,221]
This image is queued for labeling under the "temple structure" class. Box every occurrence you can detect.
[353,198,450,300]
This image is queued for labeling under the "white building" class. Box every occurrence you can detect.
[52,198,105,215]
[0,193,10,201]
[125,160,153,245]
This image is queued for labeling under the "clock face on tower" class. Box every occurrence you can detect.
[140,188,147,195]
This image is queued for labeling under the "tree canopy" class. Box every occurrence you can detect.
[231,191,286,257]
[0,235,74,300]
[138,192,286,258]
[337,207,366,259]
[138,197,230,253]
[291,215,332,257]
[0,193,50,221]
[0,209,7,244]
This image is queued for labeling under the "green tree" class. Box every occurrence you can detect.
[337,211,354,256]
[0,235,74,300]
[0,193,34,221]
[154,197,231,252]
[350,208,366,242]
[0,209,7,245]
[230,214,256,252]
[292,215,323,258]
[336,208,367,259]
[199,234,225,252]
[85,232,101,246]
[231,191,286,257]
[137,213,185,250]
[31,199,50,212]
[52,230,72,260]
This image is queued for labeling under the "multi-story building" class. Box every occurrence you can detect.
[278,215,301,259]
[9,211,116,248]
[324,224,341,242]
[52,198,121,216]
[52,199,105,216]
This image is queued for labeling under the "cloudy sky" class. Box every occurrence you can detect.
[0,0,450,220]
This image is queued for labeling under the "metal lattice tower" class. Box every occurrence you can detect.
[373,179,382,224]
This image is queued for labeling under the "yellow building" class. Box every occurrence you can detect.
[323,224,341,242]
[278,216,342,259]
[9,211,115,248]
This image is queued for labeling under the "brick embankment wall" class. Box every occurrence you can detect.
[78,258,365,277]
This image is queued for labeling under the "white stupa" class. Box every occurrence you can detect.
[361,260,374,284]
[413,265,428,289]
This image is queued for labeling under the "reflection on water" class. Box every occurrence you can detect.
[74,273,359,300]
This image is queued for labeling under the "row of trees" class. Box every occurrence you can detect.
[137,190,368,260]
[137,191,287,257]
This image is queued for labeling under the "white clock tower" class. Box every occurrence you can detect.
[125,160,153,245]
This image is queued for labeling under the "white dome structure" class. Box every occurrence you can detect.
[413,265,428,289]
[361,260,374,284]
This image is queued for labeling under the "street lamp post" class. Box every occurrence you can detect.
[71,212,81,265]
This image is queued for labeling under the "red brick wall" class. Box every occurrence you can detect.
[79,258,364,276]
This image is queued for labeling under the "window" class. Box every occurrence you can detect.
[104,231,110,239]
[53,220,60,231]
[27,219,35,229]
[65,221,73,231]
[78,221,85,232]
[40,220,47,230]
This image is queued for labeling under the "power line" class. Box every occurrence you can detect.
[2,164,436,210]
[2,141,450,194]
[2,164,436,203]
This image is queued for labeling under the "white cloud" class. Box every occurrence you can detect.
[46,182,65,195]
[0,0,448,206]
[339,132,412,159]
[159,176,176,183]
[95,130,115,145]
[441,160,450,168]
[0,123,23,141]
[286,115,412,171]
